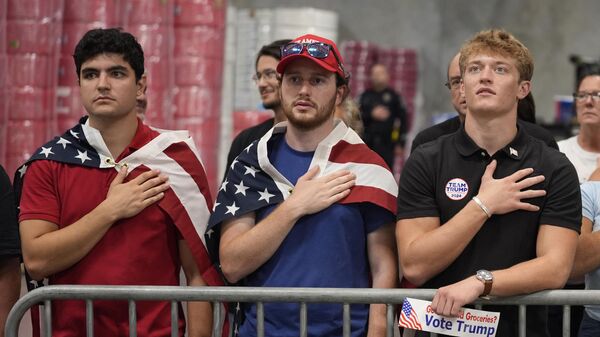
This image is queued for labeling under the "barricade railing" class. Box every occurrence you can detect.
[6,286,600,337]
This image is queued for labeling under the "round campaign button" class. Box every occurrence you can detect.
[445,178,469,200]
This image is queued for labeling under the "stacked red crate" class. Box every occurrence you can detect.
[5,0,63,176]
[173,0,227,195]
[57,0,121,132]
[340,40,378,99]
[0,0,6,165]
[121,0,171,128]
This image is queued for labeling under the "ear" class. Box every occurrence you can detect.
[336,85,348,106]
[517,80,531,100]
[137,74,147,99]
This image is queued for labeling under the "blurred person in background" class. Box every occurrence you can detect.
[558,70,600,183]
[225,39,292,171]
[359,63,408,169]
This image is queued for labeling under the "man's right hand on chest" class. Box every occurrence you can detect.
[102,166,171,221]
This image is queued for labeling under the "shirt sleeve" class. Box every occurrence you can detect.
[539,154,582,233]
[0,165,20,256]
[360,202,395,233]
[581,182,599,224]
[19,160,61,225]
[396,147,440,220]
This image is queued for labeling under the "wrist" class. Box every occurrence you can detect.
[472,196,492,218]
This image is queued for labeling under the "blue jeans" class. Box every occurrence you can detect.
[579,311,600,337]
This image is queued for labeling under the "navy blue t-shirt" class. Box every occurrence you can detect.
[238,137,394,337]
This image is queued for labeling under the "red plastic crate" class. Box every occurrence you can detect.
[174,0,225,27]
[174,56,223,87]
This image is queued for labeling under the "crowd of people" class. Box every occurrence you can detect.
[1,26,600,337]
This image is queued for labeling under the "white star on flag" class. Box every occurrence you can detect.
[75,150,91,164]
[225,202,240,216]
[244,165,259,177]
[69,130,79,139]
[56,137,71,149]
[509,147,518,157]
[234,180,249,196]
[258,188,275,203]
[244,143,254,153]
[230,158,238,170]
[220,179,228,192]
[206,229,214,238]
[40,147,54,158]
[18,165,28,178]
[213,202,220,211]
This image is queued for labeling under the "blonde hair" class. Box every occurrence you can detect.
[459,29,533,81]
[335,98,364,136]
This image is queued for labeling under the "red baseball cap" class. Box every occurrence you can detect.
[276,34,347,79]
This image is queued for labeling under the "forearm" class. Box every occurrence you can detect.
[21,202,117,279]
[367,266,396,337]
[571,231,600,280]
[0,257,21,337]
[186,300,213,337]
[220,201,302,283]
[398,201,487,285]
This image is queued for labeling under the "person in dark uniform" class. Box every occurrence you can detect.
[396,29,581,337]
[359,63,408,169]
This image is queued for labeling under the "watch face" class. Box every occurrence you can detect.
[477,269,493,281]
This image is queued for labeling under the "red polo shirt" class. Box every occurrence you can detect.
[20,120,186,337]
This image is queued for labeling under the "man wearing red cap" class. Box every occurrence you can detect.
[207,34,398,337]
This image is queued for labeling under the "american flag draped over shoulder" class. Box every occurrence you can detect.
[14,116,228,336]
[14,117,223,287]
[206,120,398,264]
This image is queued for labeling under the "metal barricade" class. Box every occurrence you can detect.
[6,286,600,337]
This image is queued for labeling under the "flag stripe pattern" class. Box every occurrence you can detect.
[207,121,398,263]
[13,117,228,336]
[399,299,423,330]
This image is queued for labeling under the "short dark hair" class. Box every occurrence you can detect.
[576,67,600,91]
[73,28,145,81]
[255,39,292,69]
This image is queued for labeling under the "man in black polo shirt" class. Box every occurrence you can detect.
[396,29,581,337]
[410,52,557,153]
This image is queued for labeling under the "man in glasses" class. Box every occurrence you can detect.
[359,63,408,170]
[224,39,291,171]
[558,70,600,183]
[397,29,580,337]
[410,52,557,153]
[16,28,223,337]
[208,34,398,337]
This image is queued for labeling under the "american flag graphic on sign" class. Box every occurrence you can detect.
[399,299,423,330]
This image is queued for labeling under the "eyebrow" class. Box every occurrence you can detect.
[81,65,129,73]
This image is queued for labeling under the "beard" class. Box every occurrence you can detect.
[262,97,281,110]
[281,93,337,131]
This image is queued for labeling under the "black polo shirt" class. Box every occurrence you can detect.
[397,125,581,337]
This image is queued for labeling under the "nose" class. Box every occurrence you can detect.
[97,72,110,90]
[479,66,493,83]
[298,80,311,96]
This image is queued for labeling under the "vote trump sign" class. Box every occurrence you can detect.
[399,298,500,337]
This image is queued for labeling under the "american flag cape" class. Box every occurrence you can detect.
[206,120,398,267]
[13,117,227,337]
